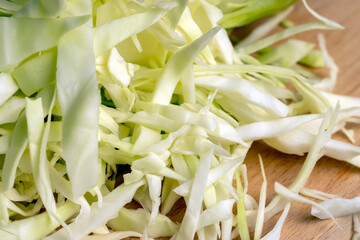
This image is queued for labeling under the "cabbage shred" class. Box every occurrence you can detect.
[0,0,359,239]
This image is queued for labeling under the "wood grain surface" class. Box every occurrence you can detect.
[125,1,360,239]
[245,0,360,239]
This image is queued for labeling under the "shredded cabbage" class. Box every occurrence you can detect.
[0,0,359,239]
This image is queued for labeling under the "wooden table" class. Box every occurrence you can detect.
[245,0,360,239]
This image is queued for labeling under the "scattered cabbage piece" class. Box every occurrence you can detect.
[260,203,291,240]
[275,182,343,229]
[311,197,360,219]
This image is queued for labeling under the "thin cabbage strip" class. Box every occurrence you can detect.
[237,6,294,48]
[236,22,337,55]
[301,0,344,29]
[194,64,330,113]
[235,168,250,240]
[195,76,289,117]
[167,0,189,29]
[175,148,214,240]
[93,7,167,56]
[260,203,291,240]
[218,0,297,29]
[311,197,360,219]
[151,26,220,105]
[56,0,100,199]
[2,113,28,191]
[236,114,321,141]
[254,155,267,240]
[26,93,65,228]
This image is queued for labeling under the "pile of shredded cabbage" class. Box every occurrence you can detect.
[1,0,360,239]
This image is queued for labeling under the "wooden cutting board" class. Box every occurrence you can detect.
[245,0,360,239]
